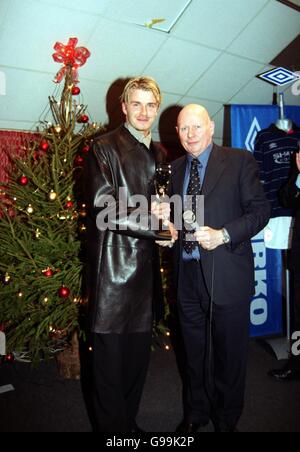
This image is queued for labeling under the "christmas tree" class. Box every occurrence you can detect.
[0,38,103,364]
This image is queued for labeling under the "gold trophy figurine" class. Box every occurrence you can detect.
[154,163,173,245]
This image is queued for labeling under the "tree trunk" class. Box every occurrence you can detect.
[56,332,80,380]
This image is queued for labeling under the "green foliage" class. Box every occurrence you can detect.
[0,68,103,362]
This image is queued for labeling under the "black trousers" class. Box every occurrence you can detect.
[291,270,300,367]
[178,260,250,430]
[92,332,152,432]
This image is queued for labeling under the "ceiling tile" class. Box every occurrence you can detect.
[0,0,98,72]
[32,0,111,14]
[228,1,300,63]
[144,38,221,94]
[171,0,269,50]
[103,0,192,32]
[78,78,112,126]
[212,108,225,141]
[282,84,300,106]
[0,0,10,27]
[230,77,277,105]
[0,0,10,43]
[152,92,182,131]
[0,67,55,123]
[161,92,183,108]
[178,96,223,117]
[84,19,166,82]
[188,54,265,103]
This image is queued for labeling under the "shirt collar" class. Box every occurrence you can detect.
[125,122,152,149]
[186,143,213,167]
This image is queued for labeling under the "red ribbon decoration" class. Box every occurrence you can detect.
[52,37,91,84]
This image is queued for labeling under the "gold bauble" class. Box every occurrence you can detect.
[57,212,67,221]
[48,190,58,201]
[26,204,34,214]
[3,273,11,285]
[79,209,87,218]
[54,125,62,134]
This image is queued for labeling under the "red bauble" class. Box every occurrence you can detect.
[18,175,29,186]
[43,268,54,278]
[4,353,14,363]
[82,145,90,154]
[58,286,70,298]
[65,201,74,209]
[79,114,89,124]
[74,155,84,167]
[72,86,81,96]
[39,140,50,151]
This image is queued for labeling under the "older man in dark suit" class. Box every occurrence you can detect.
[169,105,270,433]
[269,151,300,381]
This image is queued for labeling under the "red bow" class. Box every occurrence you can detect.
[52,37,91,84]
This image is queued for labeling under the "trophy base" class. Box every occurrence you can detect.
[158,230,172,240]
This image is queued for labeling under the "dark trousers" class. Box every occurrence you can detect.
[92,332,152,432]
[178,260,250,430]
[291,270,300,367]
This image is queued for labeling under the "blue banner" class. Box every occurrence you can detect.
[230,105,300,152]
[230,104,300,337]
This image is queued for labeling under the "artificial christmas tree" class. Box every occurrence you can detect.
[0,38,103,368]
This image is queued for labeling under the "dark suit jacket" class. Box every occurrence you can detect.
[279,168,300,273]
[170,144,271,306]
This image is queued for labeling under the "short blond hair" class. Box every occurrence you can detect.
[121,76,162,106]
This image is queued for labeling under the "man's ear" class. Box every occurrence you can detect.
[175,126,179,134]
[210,121,215,136]
[121,102,127,116]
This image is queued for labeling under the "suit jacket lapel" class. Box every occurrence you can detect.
[202,144,226,196]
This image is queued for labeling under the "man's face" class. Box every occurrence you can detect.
[122,89,159,136]
[177,108,215,157]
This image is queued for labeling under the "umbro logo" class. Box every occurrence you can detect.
[273,151,292,164]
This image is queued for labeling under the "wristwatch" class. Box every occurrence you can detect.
[222,228,231,245]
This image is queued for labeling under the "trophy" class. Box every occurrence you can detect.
[154,163,172,203]
[154,163,172,239]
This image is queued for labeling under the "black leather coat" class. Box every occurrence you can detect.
[84,126,167,334]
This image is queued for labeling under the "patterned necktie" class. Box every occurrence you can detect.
[183,158,202,254]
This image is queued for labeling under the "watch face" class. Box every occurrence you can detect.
[222,229,230,244]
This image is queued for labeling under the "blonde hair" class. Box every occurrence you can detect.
[121,76,162,106]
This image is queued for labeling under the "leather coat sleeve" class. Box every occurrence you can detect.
[224,152,271,250]
[84,144,170,241]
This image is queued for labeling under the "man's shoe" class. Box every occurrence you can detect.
[268,364,300,381]
[175,420,208,433]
